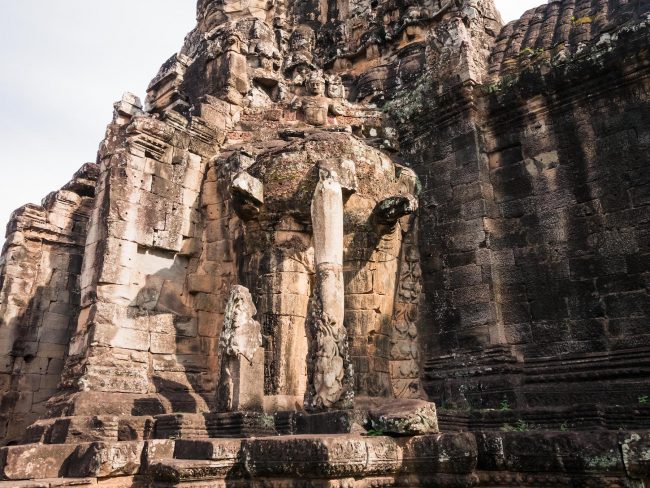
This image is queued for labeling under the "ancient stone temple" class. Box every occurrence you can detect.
[0,0,648,486]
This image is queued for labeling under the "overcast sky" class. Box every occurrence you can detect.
[0,0,541,238]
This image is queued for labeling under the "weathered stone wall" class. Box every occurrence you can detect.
[0,164,97,444]
[39,96,224,421]
[410,1,650,410]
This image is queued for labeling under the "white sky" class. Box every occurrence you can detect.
[0,0,541,237]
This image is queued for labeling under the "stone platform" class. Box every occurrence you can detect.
[1,430,649,487]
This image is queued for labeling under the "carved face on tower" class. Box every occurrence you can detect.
[198,0,278,31]
[326,75,345,100]
[286,26,316,73]
[306,73,326,96]
[290,26,315,53]
[225,32,244,54]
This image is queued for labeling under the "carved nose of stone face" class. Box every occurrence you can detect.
[374,194,418,227]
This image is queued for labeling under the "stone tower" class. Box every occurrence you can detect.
[0,0,649,486]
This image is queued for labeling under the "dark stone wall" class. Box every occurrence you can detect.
[485,57,650,362]
[401,18,650,411]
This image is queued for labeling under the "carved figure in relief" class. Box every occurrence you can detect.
[218,31,251,105]
[217,285,265,412]
[293,72,344,126]
[326,75,346,101]
[285,26,316,77]
[195,0,428,411]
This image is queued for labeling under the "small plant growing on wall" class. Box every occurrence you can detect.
[502,420,534,432]
[366,429,386,437]
[639,394,649,405]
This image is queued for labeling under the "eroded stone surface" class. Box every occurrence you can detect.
[216,285,264,412]
[364,398,439,436]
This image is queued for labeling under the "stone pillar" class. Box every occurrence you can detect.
[217,286,264,413]
[306,171,353,411]
[257,244,311,411]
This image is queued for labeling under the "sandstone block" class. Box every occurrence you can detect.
[67,441,145,478]
[150,333,176,354]
[364,398,438,435]
[1,444,78,480]
[90,325,150,352]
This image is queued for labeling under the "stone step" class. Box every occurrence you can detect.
[0,479,95,488]
[172,438,243,461]
[0,440,174,481]
[149,458,240,484]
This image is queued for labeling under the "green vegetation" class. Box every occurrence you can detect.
[499,399,511,411]
[639,394,648,405]
[366,428,386,437]
[260,414,275,429]
[501,419,533,432]
[518,47,546,58]
[485,83,501,94]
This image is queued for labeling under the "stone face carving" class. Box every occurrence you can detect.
[199,0,280,30]
[217,285,264,412]
[326,75,346,101]
[285,26,316,76]
[219,32,250,105]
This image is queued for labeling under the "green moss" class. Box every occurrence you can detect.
[585,454,620,469]
[501,419,535,432]
[383,73,433,124]
[366,428,386,437]
[485,83,501,94]
[518,47,546,58]
[260,414,275,429]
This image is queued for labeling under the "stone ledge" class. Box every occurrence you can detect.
[0,480,96,488]
[1,431,647,486]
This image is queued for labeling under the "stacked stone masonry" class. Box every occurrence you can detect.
[0,0,648,486]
